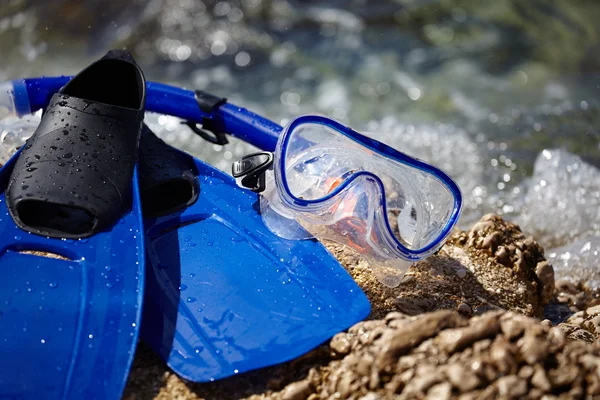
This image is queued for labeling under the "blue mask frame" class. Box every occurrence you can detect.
[275,115,462,259]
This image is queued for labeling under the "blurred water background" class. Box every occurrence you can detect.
[1,0,599,285]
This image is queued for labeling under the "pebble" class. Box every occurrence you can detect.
[426,382,451,400]
[549,364,580,387]
[518,365,534,379]
[541,319,553,328]
[531,366,552,391]
[500,313,533,340]
[394,298,425,315]
[330,333,351,355]
[336,371,356,398]
[496,375,527,397]
[457,303,472,317]
[481,232,501,252]
[437,313,501,354]
[536,260,555,304]
[568,328,596,343]
[494,245,510,265]
[280,380,314,400]
[555,278,577,293]
[376,311,466,370]
[519,332,549,364]
[358,393,381,400]
[586,305,600,316]
[446,364,480,392]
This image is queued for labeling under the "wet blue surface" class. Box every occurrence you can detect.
[0,153,145,400]
[141,144,370,382]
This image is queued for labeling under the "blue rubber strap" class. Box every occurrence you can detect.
[17,77,282,151]
[11,79,31,116]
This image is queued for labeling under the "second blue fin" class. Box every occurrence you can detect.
[139,126,370,382]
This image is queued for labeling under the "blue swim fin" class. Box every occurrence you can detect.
[0,50,146,400]
[138,126,370,382]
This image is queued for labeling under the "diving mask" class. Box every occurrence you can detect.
[233,115,463,287]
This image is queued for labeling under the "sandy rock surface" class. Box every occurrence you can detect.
[121,214,600,400]
[329,214,553,320]
[266,310,600,400]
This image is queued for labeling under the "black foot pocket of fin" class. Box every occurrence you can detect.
[139,125,200,218]
[6,50,146,239]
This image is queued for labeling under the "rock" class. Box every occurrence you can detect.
[519,331,549,364]
[446,364,480,392]
[557,302,600,340]
[536,261,555,304]
[555,278,577,293]
[557,319,598,343]
[333,214,553,320]
[481,232,502,252]
[426,382,452,400]
[517,365,533,379]
[402,365,445,396]
[496,375,527,398]
[586,305,600,316]
[335,371,357,398]
[358,393,381,400]
[280,380,313,400]
[124,306,595,400]
[500,313,536,340]
[436,312,501,354]
[446,214,552,317]
[548,363,581,388]
[490,338,518,375]
[531,366,551,391]
[549,279,600,327]
[259,311,600,400]
[456,268,467,278]
[567,328,596,343]
[394,298,432,315]
[540,319,552,328]
[330,333,351,356]
[376,310,466,371]
[457,303,472,317]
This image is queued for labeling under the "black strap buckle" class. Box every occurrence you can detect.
[182,119,229,145]
[183,90,229,145]
[232,152,274,193]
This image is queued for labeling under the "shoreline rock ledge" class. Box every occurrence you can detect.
[275,310,600,400]
[329,213,555,320]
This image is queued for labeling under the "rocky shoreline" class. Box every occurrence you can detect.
[122,214,600,400]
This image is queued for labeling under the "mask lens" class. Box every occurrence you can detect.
[283,122,354,201]
[281,120,457,251]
